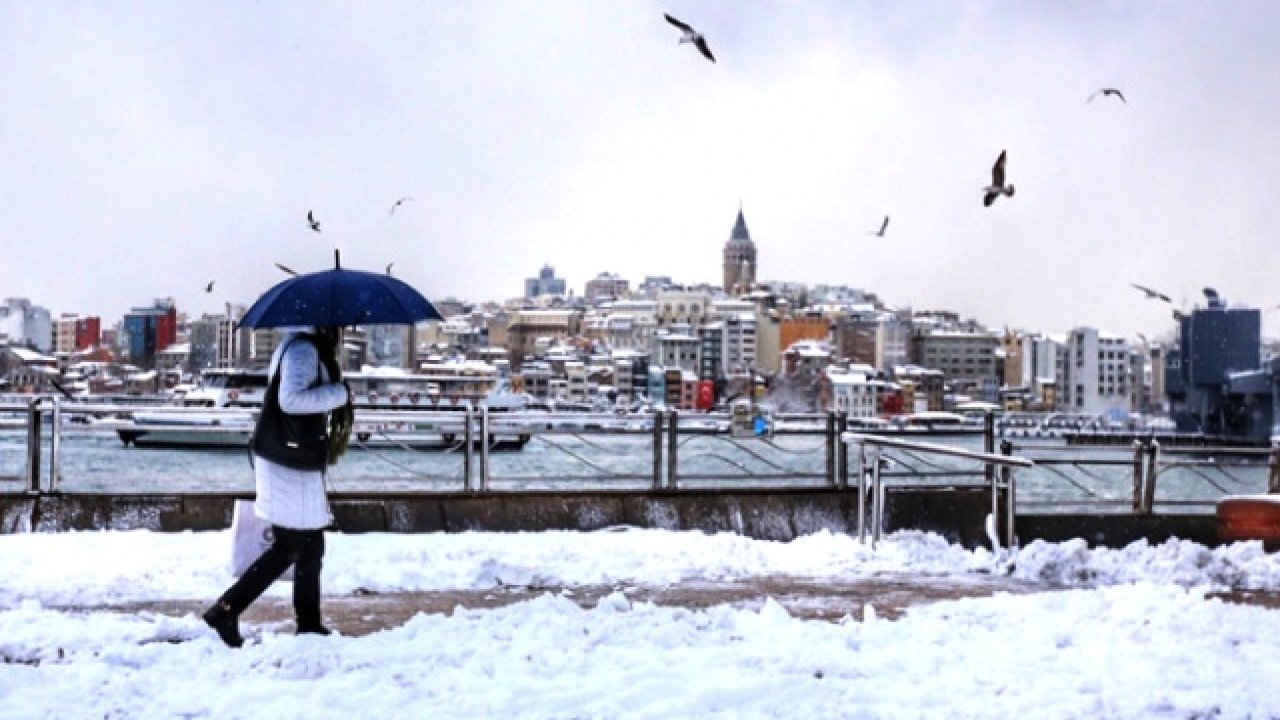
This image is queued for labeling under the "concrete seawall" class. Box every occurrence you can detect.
[0,487,1222,549]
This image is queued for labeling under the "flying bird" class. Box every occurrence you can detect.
[389,196,413,215]
[274,262,298,276]
[867,215,889,237]
[982,150,1015,207]
[664,14,715,63]
[306,210,321,233]
[205,281,215,293]
[1088,87,1126,104]
[1130,283,1172,303]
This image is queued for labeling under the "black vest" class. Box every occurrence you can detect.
[250,338,329,471]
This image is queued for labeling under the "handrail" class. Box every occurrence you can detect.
[842,431,1034,549]
[841,432,1033,468]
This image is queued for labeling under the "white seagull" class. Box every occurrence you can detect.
[664,14,715,63]
[867,215,889,237]
[389,196,412,215]
[1130,283,1172,303]
[982,150,1015,207]
[1088,87,1126,104]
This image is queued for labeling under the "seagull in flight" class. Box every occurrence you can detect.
[1130,283,1172,303]
[306,210,321,233]
[389,196,412,215]
[205,281,215,293]
[664,14,715,63]
[1088,87,1126,104]
[274,262,298,276]
[867,215,889,237]
[982,150,1015,207]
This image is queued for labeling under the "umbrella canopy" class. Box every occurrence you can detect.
[238,256,442,329]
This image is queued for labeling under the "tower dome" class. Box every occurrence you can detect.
[722,209,757,295]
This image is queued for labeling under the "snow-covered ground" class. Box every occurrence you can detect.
[3,528,1280,719]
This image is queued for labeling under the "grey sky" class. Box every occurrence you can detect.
[3,2,1278,341]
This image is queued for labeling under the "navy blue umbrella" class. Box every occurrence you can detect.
[238,252,443,329]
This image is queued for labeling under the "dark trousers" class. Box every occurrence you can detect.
[218,526,325,627]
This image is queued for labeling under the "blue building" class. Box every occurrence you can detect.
[524,264,567,299]
[1165,289,1276,440]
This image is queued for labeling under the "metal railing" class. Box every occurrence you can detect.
[842,432,1034,548]
[3,400,1275,512]
[1,401,865,494]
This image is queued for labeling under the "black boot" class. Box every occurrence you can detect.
[296,622,332,636]
[202,601,244,648]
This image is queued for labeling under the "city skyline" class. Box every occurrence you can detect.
[3,3,1279,338]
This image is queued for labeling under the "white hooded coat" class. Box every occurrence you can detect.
[253,332,350,530]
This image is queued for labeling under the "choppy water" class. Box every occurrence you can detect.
[0,427,1268,513]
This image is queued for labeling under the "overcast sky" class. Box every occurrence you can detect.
[3,2,1279,341]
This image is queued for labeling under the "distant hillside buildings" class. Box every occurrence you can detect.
[2,213,1277,440]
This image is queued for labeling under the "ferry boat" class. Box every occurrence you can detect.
[178,360,522,412]
[115,361,531,450]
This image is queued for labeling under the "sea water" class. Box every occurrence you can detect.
[0,428,1268,513]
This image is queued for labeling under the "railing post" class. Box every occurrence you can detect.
[825,411,837,487]
[49,397,62,493]
[856,442,868,543]
[25,399,42,493]
[478,405,490,492]
[1269,441,1280,494]
[837,411,849,489]
[871,445,884,548]
[666,409,679,489]
[1141,440,1160,514]
[1131,440,1145,512]
[651,409,664,490]
[1001,439,1015,548]
[462,405,474,492]
[983,411,995,488]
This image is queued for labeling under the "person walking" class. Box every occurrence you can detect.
[203,325,354,648]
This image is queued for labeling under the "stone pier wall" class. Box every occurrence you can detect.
[0,488,1219,549]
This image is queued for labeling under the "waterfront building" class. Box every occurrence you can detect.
[754,310,782,376]
[655,289,713,328]
[722,209,757,296]
[697,322,723,380]
[0,345,58,393]
[506,309,579,370]
[524,264,567,299]
[186,315,221,372]
[1166,290,1270,437]
[779,314,831,364]
[911,328,1000,401]
[0,298,53,354]
[892,364,946,412]
[121,299,177,368]
[584,272,630,304]
[518,360,550,399]
[52,314,80,357]
[1059,327,1134,418]
[824,364,881,418]
[782,340,835,379]
[564,360,589,403]
[654,329,701,376]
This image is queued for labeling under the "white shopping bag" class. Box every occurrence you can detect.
[230,499,293,580]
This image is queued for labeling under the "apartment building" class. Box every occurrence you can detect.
[505,309,579,370]
[911,329,1000,397]
[1059,327,1134,416]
